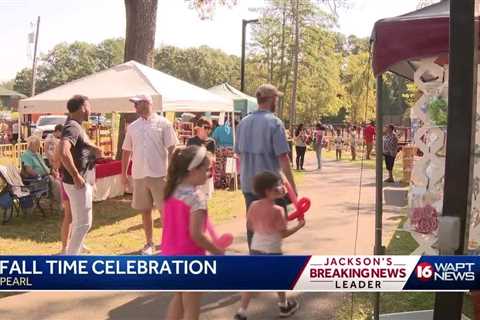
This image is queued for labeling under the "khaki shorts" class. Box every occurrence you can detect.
[132,177,166,211]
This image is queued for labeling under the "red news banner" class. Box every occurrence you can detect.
[295,256,426,291]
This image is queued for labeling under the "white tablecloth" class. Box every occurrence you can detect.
[93,174,125,202]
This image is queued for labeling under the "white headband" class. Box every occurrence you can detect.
[188,146,207,171]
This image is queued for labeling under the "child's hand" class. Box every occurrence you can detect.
[212,247,225,255]
[297,218,306,229]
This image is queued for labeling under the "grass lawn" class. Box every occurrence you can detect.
[335,217,474,319]
[0,189,244,255]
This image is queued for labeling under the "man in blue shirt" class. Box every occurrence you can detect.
[235,83,297,241]
[234,83,299,318]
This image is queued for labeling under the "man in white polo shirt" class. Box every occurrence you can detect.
[121,94,178,255]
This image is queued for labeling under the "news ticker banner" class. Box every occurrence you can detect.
[0,255,478,291]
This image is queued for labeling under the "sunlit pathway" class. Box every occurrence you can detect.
[0,153,402,320]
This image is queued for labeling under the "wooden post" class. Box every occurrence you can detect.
[433,1,478,319]
[240,19,258,93]
[31,16,40,97]
[373,74,384,320]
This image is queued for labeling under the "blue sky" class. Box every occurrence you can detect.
[0,0,421,81]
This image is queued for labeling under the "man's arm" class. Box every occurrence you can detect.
[167,145,175,163]
[86,140,102,157]
[121,126,133,185]
[121,150,131,181]
[59,139,84,188]
[272,123,296,194]
[164,121,178,163]
[279,153,297,194]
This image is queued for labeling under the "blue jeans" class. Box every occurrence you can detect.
[243,192,288,252]
[315,145,322,169]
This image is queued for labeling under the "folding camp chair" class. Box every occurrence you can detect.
[0,165,50,223]
[22,175,51,216]
[0,176,14,224]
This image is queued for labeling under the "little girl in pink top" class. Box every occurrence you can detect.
[162,145,224,320]
[234,171,305,320]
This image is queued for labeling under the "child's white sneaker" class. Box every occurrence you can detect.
[141,243,154,255]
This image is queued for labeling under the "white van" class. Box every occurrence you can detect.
[33,115,68,138]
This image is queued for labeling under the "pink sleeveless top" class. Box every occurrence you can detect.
[161,185,207,256]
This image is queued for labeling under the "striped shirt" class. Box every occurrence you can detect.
[383,133,398,157]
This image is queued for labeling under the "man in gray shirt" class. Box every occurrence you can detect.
[235,84,297,248]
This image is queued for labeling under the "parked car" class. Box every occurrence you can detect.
[32,115,68,138]
[89,114,108,126]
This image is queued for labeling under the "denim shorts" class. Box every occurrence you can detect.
[250,250,283,256]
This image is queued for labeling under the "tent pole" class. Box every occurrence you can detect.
[231,111,237,191]
[373,74,384,320]
[433,1,477,319]
[17,114,21,142]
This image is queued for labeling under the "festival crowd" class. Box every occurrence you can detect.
[40,83,401,320]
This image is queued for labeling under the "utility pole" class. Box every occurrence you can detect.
[31,16,40,97]
[433,1,478,319]
[278,0,287,119]
[240,19,259,93]
[289,0,300,132]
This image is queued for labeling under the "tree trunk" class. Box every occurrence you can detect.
[269,38,274,83]
[289,0,300,132]
[282,29,295,125]
[277,0,287,119]
[124,0,158,65]
[116,0,158,159]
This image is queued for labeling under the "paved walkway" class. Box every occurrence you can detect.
[0,154,403,320]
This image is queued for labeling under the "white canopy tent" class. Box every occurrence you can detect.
[19,60,233,114]
[19,61,238,190]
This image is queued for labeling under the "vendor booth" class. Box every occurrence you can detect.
[372,0,480,255]
[372,1,479,319]
[208,83,257,117]
[19,60,235,201]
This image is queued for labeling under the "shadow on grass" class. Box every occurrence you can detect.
[111,217,162,236]
[0,195,138,244]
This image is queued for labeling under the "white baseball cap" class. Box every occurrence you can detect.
[129,94,153,104]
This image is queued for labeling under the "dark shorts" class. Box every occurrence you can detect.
[384,154,395,171]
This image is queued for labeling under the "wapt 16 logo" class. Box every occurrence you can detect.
[416,261,475,282]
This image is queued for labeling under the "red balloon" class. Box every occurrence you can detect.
[216,233,234,249]
[284,179,311,221]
